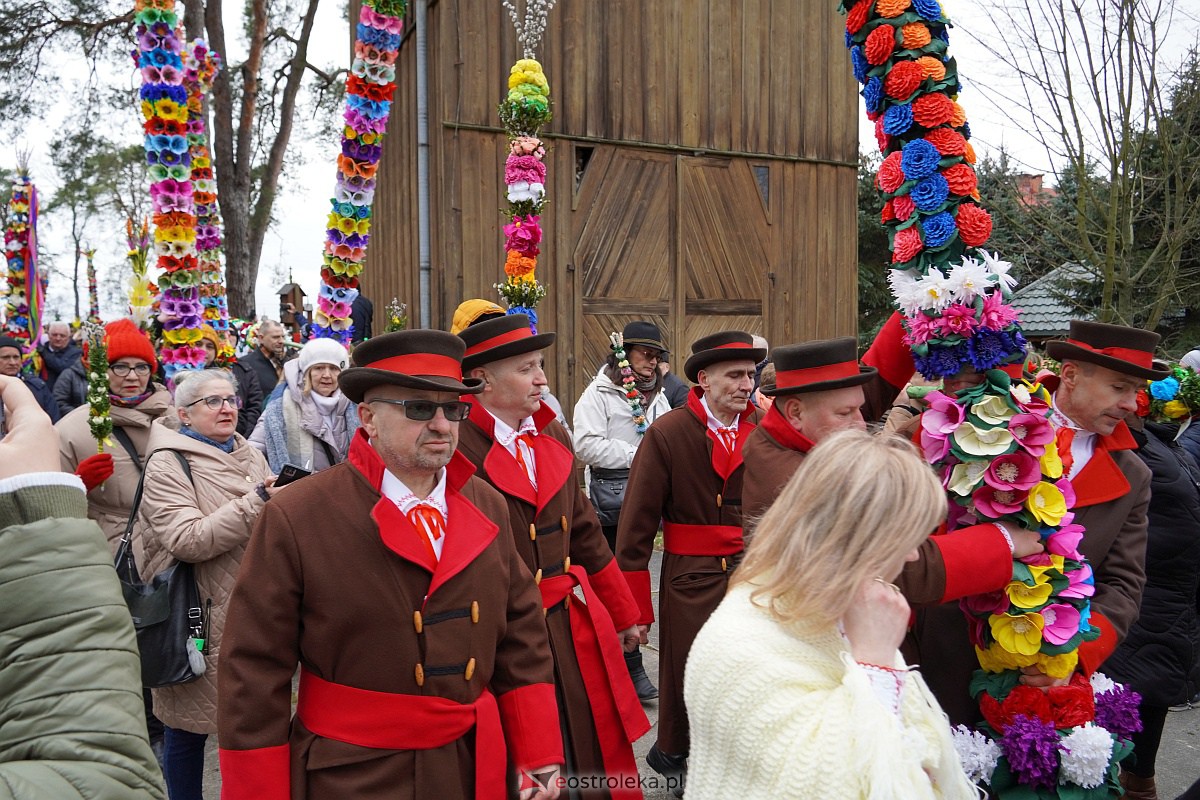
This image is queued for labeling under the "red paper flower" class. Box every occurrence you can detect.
[885,60,925,100]
[955,202,993,246]
[881,200,896,223]
[846,0,870,34]
[875,117,891,151]
[926,127,967,156]
[892,194,916,221]
[893,225,923,262]
[944,163,978,196]
[981,685,1055,731]
[1046,674,1096,729]
[1136,388,1151,416]
[913,93,955,127]
[865,25,896,65]
[877,151,905,192]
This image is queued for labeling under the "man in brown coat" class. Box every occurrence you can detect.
[907,320,1157,725]
[614,331,765,790]
[217,330,563,800]
[456,315,649,800]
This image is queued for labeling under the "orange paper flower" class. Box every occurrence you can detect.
[876,0,912,17]
[915,56,946,81]
[900,22,932,49]
[504,250,537,278]
[912,93,955,127]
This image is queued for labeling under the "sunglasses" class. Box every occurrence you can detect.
[368,398,470,421]
[186,394,242,411]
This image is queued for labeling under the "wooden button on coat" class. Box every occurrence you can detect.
[414,663,425,686]
[534,568,543,585]
[716,493,723,507]
[529,524,537,541]
[413,611,423,633]
[464,658,476,681]
[560,516,567,531]
[471,601,479,624]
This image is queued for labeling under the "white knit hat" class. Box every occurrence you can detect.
[298,338,350,375]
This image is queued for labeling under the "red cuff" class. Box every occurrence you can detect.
[623,570,654,625]
[589,558,640,631]
[1077,612,1119,676]
[862,311,915,390]
[933,524,1014,603]
[218,743,290,800]
[497,682,564,774]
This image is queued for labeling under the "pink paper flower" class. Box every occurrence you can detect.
[923,391,965,435]
[1008,412,1055,457]
[1055,477,1077,508]
[973,484,1029,518]
[1047,523,1085,560]
[893,194,916,221]
[938,304,981,336]
[1060,564,1096,598]
[1040,603,1081,645]
[980,291,1018,330]
[984,451,1043,491]
[903,313,938,346]
[962,589,1010,617]
[505,154,547,185]
[504,214,542,257]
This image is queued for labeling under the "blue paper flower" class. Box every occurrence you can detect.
[922,211,957,248]
[912,0,943,21]
[914,342,968,378]
[882,103,914,136]
[901,139,942,180]
[1150,377,1180,400]
[911,173,950,211]
[863,77,883,114]
[967,329,1022,371]
[851,46,869,84]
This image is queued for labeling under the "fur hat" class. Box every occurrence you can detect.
[339,330,484,403]
[1045,320,1169,380]
[761,337,877,396]
[298,338,350,376]
[458,315,556,372]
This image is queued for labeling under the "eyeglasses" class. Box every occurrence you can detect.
[631,347,662,361]
[186,395,242,411]
[109,363,153,376]
[368,398,470,421]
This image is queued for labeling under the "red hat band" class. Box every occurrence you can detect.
[1064,339,1153,370]
[775,360,860,390]
[368,352,463,381]
[464,326,531,357]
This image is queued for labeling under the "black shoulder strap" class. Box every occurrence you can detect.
[317,437,339,466]
[112,427,144,474]
[121,448,195,543]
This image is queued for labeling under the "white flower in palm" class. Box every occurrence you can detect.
[1058,723,1115,789]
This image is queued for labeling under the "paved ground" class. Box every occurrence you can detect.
[202,547,1200,798]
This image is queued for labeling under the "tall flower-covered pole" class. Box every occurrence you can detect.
[183,39,230,334]
[83,246,100,322]
[2,164,42,370]
[496,0,555,332]
[134,0,201,384]
[311,0,406,344]
[838,0,1138,795]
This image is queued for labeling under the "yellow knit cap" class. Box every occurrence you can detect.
[450,299,505,335]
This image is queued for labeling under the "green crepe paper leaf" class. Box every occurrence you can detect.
[1057,783,1089,800]
[969,667,1021,700]
[1038,635,1084,656]
[1012,562,1034,584]
[1112,737,1134,764]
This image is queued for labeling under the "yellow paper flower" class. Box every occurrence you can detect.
[1024,555,1065,584]
[1040,443,1063,479]
[972,394,1016,425]
[163,328,203,345]
[1026,481,1068,526]
[1006,579,1052,609]
[955,421,1014,456]
[948,461,988,496]
[989,612,1045,655]
[1037,650,1079,679]
[975,644,1038,673]
[1164,400,1189,419]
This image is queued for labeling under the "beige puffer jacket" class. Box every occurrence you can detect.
[56,385,173,552]
[135,417,272,734]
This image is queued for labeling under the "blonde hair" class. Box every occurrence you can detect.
[734,429,945,623]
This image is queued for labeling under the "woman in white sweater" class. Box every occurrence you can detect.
[685,429,979,800]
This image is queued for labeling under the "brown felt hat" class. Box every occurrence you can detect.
[458,315,556,372]
[683,331,767,383]
[761,337,877,396]
[338,330,484,403]
[1045,320,1169,381]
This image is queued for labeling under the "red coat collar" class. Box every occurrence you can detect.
[685,387,758,480]
[1034,380,1138,506]
[347,430,497,599]
[462,396,574,512]
[760,404,817,454]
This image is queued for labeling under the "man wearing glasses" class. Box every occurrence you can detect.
[218,329,563,800]
[457,315,649,798]
[0,335,59,427]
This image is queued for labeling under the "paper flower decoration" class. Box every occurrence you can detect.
[82,321,113,453]
[609,332,648,435]
[3,165,43,366]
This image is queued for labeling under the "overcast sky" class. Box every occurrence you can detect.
[3,0,1197,324]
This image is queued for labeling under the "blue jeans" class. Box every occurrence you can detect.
[163,726,208,800]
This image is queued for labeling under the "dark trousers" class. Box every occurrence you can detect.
[163,726,208,800]
[1126,703,1169,778]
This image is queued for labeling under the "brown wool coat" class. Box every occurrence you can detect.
[456,401,646,797]
[740,421,808,532]
[56,385,173,551]
[135,418,273,734]
[217,438,560,800]
[615,392,761,755]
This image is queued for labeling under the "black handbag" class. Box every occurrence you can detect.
[588,467,630,528]
[114,448,209,688]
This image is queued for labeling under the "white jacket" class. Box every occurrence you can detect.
[572,372,672,471]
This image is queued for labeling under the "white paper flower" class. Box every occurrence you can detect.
[971,394,1017,425]
[979,250,1019,292]
[506,181,545,203]
[1058,723,1114,789]
[946,257,991,304]
[1011,383,1032,405]
[915,271,953,313]
[1089,672,1117,695]
[889,269,925,316]
[951,725,1000,785]
[948,461,988,496]
[954,421,1015,456]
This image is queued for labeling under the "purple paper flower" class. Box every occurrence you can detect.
[1094,686,1143,740]
[1000,714,1060,790]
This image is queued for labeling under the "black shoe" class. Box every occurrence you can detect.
[625,647,658,701]
[646,744,686,798]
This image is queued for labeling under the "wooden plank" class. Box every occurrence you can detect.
[677,0,701,148]
[685,300,763,315]
[707,0,732,151]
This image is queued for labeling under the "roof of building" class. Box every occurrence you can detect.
[1011,262,1093,338]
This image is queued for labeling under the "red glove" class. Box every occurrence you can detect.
[76,453,115,492]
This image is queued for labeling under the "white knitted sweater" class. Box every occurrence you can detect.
[684,584,980,800]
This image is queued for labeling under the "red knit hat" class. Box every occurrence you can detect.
[105,319,158,369]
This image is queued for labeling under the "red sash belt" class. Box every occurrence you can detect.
[296,668,505,800]
[661,521,744,556]
[538,566,649,800]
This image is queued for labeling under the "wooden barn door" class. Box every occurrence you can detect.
[568,146,768,404]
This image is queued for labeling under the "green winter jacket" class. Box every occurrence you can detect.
[0,480,165,799]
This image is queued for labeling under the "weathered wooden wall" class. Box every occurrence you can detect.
[361,0,859,411]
